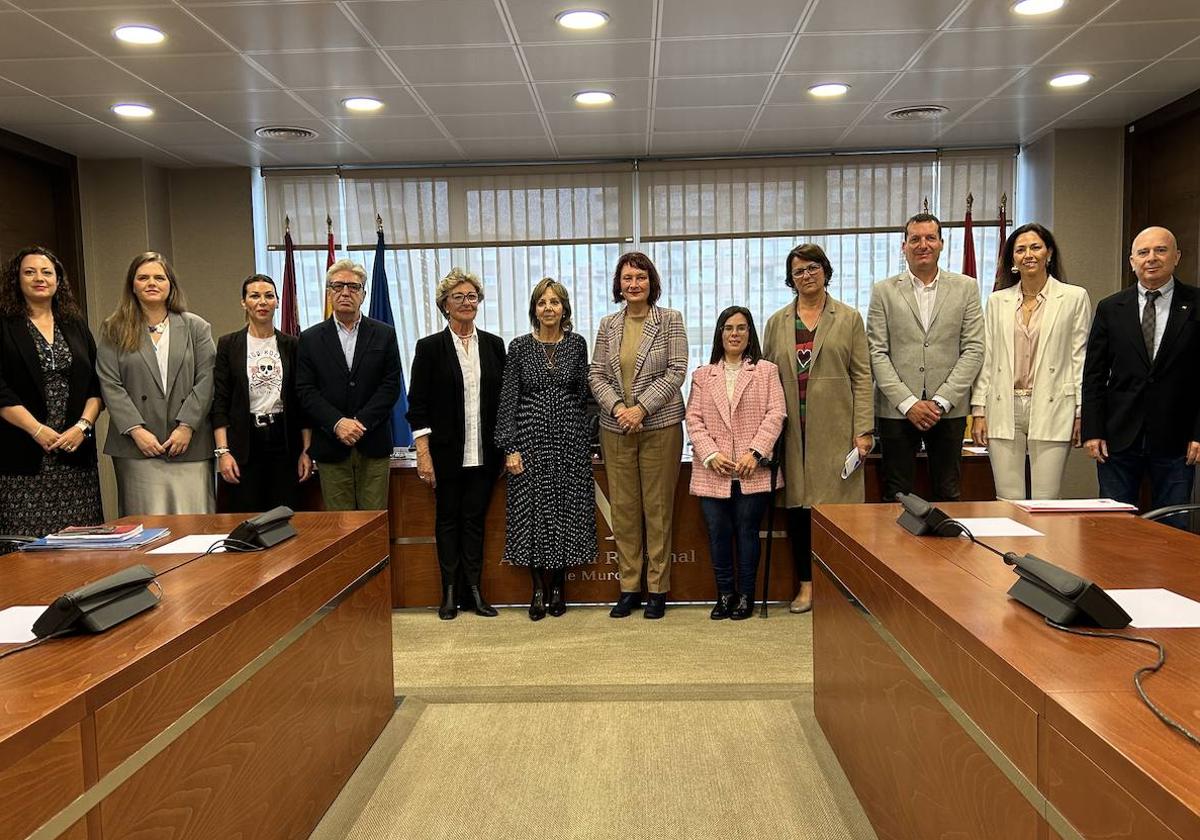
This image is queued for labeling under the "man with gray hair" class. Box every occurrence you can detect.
[296,257,402,510]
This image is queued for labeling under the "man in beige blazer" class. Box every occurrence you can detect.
[867,213,984,501]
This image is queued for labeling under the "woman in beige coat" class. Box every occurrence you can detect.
[763,243,874,613]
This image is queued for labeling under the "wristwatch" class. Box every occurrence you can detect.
[75,418,93,437]
[750,449,764,463]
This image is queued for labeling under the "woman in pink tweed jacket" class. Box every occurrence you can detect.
[685,306,786,620]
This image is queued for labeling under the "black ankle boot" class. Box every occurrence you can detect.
[644,592,667,620]
[710,592,736,620]
[529,567,546,621]
[609,591,641,618]
[548,569,566,617]
[730,593,754,620]
[438,585,457,620]
[470,585,498,617]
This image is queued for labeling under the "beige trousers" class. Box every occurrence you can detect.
[600,423,683,594]
[987,394,1072,500]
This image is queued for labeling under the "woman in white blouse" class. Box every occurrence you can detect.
[971,224,1090,500]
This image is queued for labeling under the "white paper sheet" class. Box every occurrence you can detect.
[0,606,46,644]
[146,533,230,554]
[1007,498,1137,513]
[1108,589,1200,629]
[963,445,989,454]
[951,517,1044,537]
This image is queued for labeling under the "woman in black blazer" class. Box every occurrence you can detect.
[212,274,312,512]
[0,246,103,536]
[407,267,506,620]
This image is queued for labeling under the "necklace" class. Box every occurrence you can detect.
[539,339,559,369]
[147,318,168,334]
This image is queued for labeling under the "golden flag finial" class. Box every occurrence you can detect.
[284,214,290,234]
[326,214,332,232]
[966,192,973,212]
[376,213,384,233]
[1000,192,1008,213]
[922,196,929,213]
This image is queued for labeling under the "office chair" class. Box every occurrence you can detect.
[1140,504,1200,533]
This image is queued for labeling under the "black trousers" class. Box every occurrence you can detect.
[220,422,299,513]
[877,415,967,502]
[433,465,496,591]
[787,507,812,583]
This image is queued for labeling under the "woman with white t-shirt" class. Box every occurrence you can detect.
[211,274,312,512]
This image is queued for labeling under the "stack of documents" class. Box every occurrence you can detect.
[1005,498,1138,513]
[20,527,171,551]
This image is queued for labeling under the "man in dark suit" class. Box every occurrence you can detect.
[406,268,506,619]
[1082,226,1200,521]
[296,258,402,511]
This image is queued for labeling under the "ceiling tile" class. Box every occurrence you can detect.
[109,119,249,146]
[555,133,645,158]
[840,122,940,148]
[805,0,960,33]
[1044,21,1200,64]
[545,108,648,135]
[659,0,800,38]
[170,144,273,168]
[949,0,1112,29]
[743,126,845,151]
[0,95,98,125]
[913,27,1074,70]
[343,0,509,47]
[650,129,749,154]
[658,36,789,77]
[54,91,205,123]
[456,136,556,160]
[0,10,90,59]
[506,0,653,43]
[652,106,757,132]
[0,57,155,97]
[439,112,546,138]
[654,75,770,108]
[787,32,930,73]
[1004,61,1147,96]
[770,72,894,104]
[415,83,536,114]
[523,41,651,81]
[386,46,525,85]
[293,86,425,117]
[1061,89,1185,123]
[886,67,1024,101]
[250,50,400,89]
[936,121,1025,145]
[538,78,649,110]
[1111,59,1200,92]
[756,102,870,130]
[16,121,184,162]
[361,139,465,163]
[260,141,375,167]
[1174,37,1200,60]
[1098,0,1200,24]
[327,115,447,143]
[191,3,370,52]
[956,94,1092,126]
[34,6,231,56]
[115,54,279,93]
[175,89,319,124]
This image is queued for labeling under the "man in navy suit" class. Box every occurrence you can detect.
[1082,226,1200,521]
[296,258,401,510]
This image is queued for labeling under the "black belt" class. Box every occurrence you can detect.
[252,412,283,427]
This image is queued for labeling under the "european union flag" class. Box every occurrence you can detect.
[366,228,413,447]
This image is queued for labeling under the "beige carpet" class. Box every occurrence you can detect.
[310,606,876,840]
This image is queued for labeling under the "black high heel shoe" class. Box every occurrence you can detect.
[470,585,498,617]
[548,569,566,617]
[730,593,754,620]
[529,567,546,621]
[710,592,736,620]
[438,585,457,620]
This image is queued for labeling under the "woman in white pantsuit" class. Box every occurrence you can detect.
[971,223,1090,500]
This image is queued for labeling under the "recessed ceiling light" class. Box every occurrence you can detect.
[555,10,610,30]
[111,103,154,118]
[342,97,384,113]
[1012,0,1066,15]
[1048,72,1091,88]
[809,83,850,98]
[113,25,165,45]
[573,90,614,106]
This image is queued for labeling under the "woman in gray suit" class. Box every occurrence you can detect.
[98,252,217,515]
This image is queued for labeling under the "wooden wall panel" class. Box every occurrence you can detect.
[98,570,394,840]
[93,525,387,775]
[0,723,88,840]
[813,562,1042,840]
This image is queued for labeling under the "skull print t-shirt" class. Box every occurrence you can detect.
[246,332,285,415]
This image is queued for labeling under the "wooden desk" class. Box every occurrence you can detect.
[811,502,1200,840]
[0,512,393,840]
[385,451,993,608]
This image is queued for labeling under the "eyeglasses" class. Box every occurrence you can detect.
[721,323,749,333]
[449,292,480,304]
[791,265,823,279]
[327,282,363,294]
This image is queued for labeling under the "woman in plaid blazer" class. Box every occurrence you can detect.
[589,252,688,620]
[685,307,786,620]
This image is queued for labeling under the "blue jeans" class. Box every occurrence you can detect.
[699,485,770,595]
[1098,441,1195,529]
